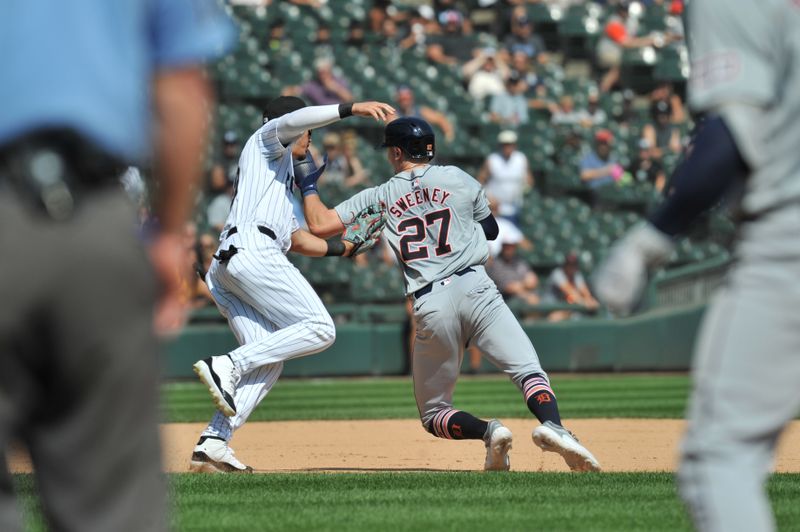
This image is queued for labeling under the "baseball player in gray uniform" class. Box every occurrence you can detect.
[190,96,393,473]
[301,117,600,471]
[596,1,800,529]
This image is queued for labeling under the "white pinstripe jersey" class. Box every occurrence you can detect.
[222,120,299,253]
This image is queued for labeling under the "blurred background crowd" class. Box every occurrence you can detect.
[127,0,734,337]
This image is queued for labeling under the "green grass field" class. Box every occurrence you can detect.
[164,374,692,422]
[16,374,800,531]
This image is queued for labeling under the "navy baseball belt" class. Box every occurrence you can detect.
[413,267,475,299]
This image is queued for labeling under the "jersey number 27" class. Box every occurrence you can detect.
[398,208,452,262]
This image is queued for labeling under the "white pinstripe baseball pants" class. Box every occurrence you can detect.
[201,229,335,441]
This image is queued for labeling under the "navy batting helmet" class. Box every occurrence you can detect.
[381,117,435,161]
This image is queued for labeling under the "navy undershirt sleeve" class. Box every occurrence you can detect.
[478,214,499,241]
[649,116,750,236]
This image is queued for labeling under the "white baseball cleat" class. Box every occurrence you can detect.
[483,419,513,471]
[532,421,601,472]
[190,436,253,473]
[193,355,239,417]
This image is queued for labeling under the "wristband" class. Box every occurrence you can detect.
[301,184,319,197]
[338,103,353,119]
[325,240,346,257]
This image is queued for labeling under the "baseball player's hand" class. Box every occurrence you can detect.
[594,222,674,316]
[148,233,190,336]
[342,203,387,256]
[352,102,395,123]
[294,154,327,196]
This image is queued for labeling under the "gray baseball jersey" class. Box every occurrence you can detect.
[335,165,491,295]
[336,164,546,427]
[678,2,800,531]
[688,0,800,217]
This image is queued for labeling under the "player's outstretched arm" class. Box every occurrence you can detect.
[276,101,395,145]
[290,229,354,257]
[304,194,346,238]
[293,151,382,239]
[595,114,750,314]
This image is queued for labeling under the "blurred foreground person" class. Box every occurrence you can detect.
[0,1,234,530]
[596,1,800,530]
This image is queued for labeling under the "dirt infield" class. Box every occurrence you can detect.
[11,419,800,474]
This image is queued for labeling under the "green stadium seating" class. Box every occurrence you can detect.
[201,4,725,309]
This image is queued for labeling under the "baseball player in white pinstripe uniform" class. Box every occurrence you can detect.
[190,97,393,473]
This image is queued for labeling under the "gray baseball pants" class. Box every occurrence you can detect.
[679,206,800,532]
[0,188,166,531]
[411,266,546,426]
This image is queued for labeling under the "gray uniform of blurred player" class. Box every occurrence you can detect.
[680,1,800,530]
[302,117,599,472]
[596,1,800,529]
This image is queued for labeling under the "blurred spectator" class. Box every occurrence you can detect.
[548,91,606,128]
[507,50,552,112]
[580,129,624,190]
[433,0,472,23]
[585,91,608,126]
[345,19,367,50]
[509,50,542,95]
[402,7,437,51]
[192,231,217,308]
[488,212,532,257]
[206,178,234,234]
[596,4,666,92]
[319,132,367,188]
[554,126,585,166]
[650,82,686,124]
[504,9,547,62]
[289,0,324,7]
[206,131,238,232]
[380,17,413,50]
[630,138,667,192]
[391,85,455,142]
[179,223,214,311]
[478,130,533,222]
[545,253,599,322]
[463,48,509,102]
[613,89,639,128]
[209,130,240,186]
[197,230,218,279]
[426,10,478,65]
[550,95,590,127]
[367,0,390,33]
[313,23,334,58]
[489,75,529,125]
[301,58,353,105]
[487,231,541,306]
[267,18,289,53]
[642,99,682,158]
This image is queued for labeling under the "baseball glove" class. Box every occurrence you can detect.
[342,203,386,256]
